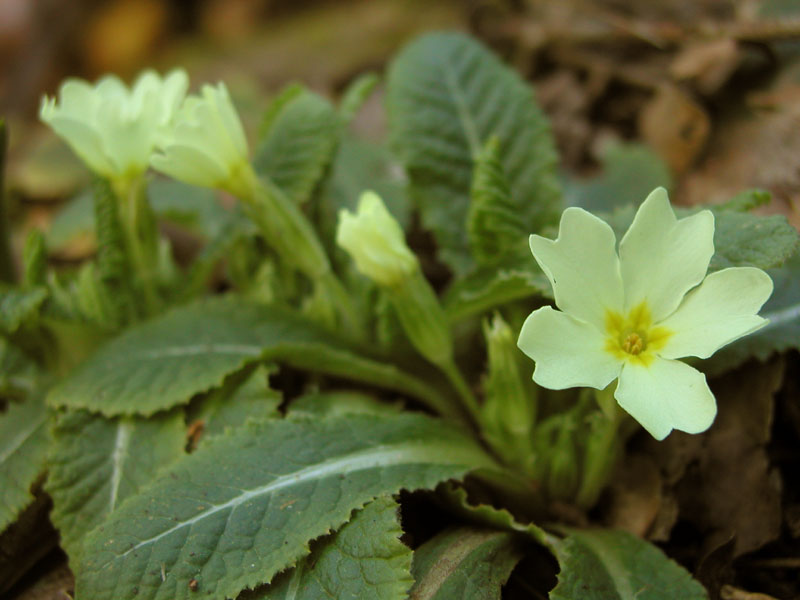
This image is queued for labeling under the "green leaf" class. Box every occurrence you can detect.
[247,496,412,600]
[48,297,446,417]
[0,286,47,335]
[703,251,800,375]
[409,528,525,600]
[443,256,550,322]
[75,413,498,600]
[467,137,528,264]
[550,529,708,600]
[253,87,341,205]
[46,409,185,562]
[288,390,403,418]
[709,210,799,271]
[46,189,94,254]
[0,339,39,397]
[0,394,49,533]
[565,142,672,213]
[23,229,47,288]
[387,32,561,275]
[147,179,231,240]
[338,72,380,124]
[188,365,281,440]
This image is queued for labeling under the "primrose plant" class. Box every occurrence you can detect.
[1,32,796,600]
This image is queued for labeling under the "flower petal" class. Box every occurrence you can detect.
[615,358,716,440]
[658,267,773,359]
[151,144,228,188]
[619,188,715,321]
[518,306,622,390]
[529,207,623,328]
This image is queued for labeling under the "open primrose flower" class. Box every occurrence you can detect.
[517,188,773,440]
[150,82,251,195]
[40,69,188,181]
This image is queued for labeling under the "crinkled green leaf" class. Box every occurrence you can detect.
[247,496,412,600]
[46,409,185,562]
[0,394,48,532]
[550,529,708,600]
[410,527,525,600]
[0,286,47,334]
[387,32,561,275]
[565,142,672,213]
[444,256,550,322]
[188,365,281,440]
[467,137,527,264]
[76,413,499,600]
[709,210,799,270]
[704,251,800,375]
[253,87,340,205]
[0,338,39,397]
[48,297,441,417]
[288,390,403,419]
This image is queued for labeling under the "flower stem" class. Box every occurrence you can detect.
[440,359,482,429]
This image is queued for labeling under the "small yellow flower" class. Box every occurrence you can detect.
[336,191,417,287]
[150,83,251,195]
[517,188,773,439]
[40,69,188,181]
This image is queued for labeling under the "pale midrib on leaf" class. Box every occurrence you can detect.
[108,421,132,511]
[137,344,264,359]
[761,302,800,330]
[412,530,500,600]
[0,413,46,464]
[441,60,481,159]
[571,535,634,600]
[117,442,483,560]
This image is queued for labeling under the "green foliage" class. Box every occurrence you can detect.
[0,394,49,532]
[467,137,528,264]
[409,528,525,600]
[0,339,39,397]
[46,409,185,562]
[550,529,708,600]
[705,251,800,374]
[75,413,498,600]
[387,32,561,275]
[187,365,281,440]
[709,210,799,271]
[253,86,341,205]
[338,72,380,123]
[565,142,672,212]
[249,496,413,600]
[48,297,442,416]
[443,256,550,322]
[0,286,47,334]
[22,230,47,288]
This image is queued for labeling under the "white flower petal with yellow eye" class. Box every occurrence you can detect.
[42,115,114,177]
[615,358,716,440]
[518,307,622,390]
[529,207,623,329]
[658,267,773,360]
[619,188,715,321]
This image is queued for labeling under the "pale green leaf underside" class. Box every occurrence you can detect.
[410,527,524,600]
[46,409,186,562]
[0,394,48,532]
[253,88,340,206]
[387,32,561,275]
[48,297,437,417]
[247,496,412,600]
[550,529,708,600]
[710,210,798,271]
[76,413,498,600]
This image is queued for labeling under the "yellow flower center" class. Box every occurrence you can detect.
[604,302,672,366]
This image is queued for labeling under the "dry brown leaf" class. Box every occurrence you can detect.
[603,454,663,537]
[670,38,741,95]
[639,83,710,174]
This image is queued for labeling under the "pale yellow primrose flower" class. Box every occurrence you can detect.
[336,191,418,287]
[517,188,773,440]
[150,83,250,195]
[40,69,188,181]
